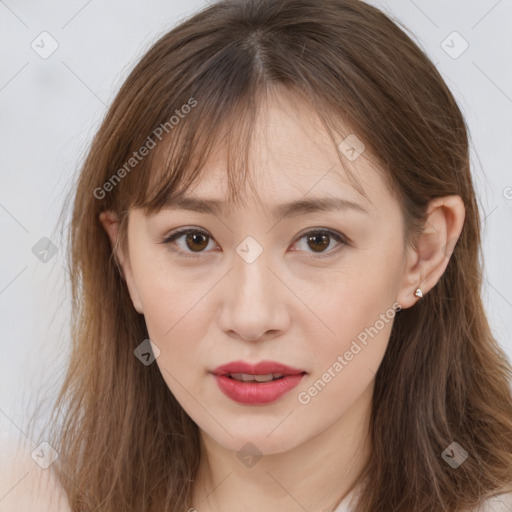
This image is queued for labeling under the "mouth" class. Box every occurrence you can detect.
[224,373,289,382]
[211,360,307,379]
[210,360,307,404]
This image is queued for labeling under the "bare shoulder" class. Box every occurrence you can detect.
[473,489,512,512]
[0,438,71,512]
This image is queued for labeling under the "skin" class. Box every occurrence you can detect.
[100,88,465,512]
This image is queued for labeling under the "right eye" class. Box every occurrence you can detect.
[159,228,217,259]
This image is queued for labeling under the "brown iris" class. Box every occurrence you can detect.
[185,232,209,252]
[306,233,330,253]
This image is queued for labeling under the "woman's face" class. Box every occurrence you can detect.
[117,91,413,455]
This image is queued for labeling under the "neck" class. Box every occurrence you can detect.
[190,381,373,512]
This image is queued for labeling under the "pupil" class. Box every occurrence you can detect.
[187,233,208,251]
[308,233,329,253]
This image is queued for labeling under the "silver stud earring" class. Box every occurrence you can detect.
[414,288,423,298]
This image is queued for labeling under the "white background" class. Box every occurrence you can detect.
[1,0,511,449]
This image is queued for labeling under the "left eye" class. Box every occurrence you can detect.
[292,229,348,257]
[159,228,349,259]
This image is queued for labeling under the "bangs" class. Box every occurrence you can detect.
[136,79,265,215]
[130,81,374,220]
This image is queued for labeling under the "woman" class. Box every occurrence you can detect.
[4,0,512,510]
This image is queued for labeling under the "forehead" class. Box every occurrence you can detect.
[181,89,385,211]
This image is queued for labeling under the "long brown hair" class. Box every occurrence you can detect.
[28,0,512,510]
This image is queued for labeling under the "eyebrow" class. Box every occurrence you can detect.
[163,195,369,218]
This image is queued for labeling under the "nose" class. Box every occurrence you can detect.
[217,249,290,342]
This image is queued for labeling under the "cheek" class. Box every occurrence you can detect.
[303,244,403,374]
[131,255,215,381]
[131,243,204,332]
[294,282,398,421]
[140,281,210,400]
[139,278,210,352]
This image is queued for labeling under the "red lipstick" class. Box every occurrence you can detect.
[211,360,306,404]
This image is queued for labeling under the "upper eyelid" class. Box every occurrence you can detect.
[161,226,347,243]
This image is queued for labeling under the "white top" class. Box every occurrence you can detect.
[333,486,512,512]
[333,487,357,511]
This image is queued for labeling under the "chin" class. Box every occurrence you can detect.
[202,420,306,457]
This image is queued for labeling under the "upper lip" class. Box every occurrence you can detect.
[212,360,306,376]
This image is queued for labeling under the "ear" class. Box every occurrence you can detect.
[99,210,144,314]
[396,195,465,309]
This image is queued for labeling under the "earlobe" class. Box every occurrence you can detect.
[397,195,465,309]
[99,210,145,315]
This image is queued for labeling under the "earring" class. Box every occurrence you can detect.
[414,288,423,299]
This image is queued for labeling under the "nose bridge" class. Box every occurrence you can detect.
[234,244,270,300]
[219,240,286,341]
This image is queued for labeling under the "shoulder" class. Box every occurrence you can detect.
[0,438,71,512]
[335,485,512,512]
[472,490,512,512]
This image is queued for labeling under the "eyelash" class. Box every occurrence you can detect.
[158,227,350,260]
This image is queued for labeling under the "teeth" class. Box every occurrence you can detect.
[229,373,284,382]
[254,374,275,382]
[242,373,257,382]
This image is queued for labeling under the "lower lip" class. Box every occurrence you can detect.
[212,374,305,404]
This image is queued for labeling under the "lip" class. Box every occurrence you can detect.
[211,360,307,405]
[212,360,306,376]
